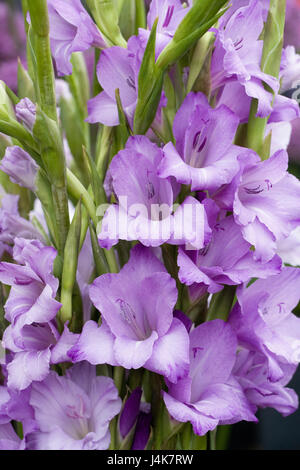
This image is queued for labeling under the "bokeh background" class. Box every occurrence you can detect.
[0,0,300,450]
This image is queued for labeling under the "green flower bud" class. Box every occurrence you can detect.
[86,0,126,47]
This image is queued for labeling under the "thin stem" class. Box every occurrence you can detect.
[209,428,217,450]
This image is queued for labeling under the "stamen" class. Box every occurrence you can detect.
[126,76,136,90]
[116,299,147,339]
[265,179,272,190]
[163,6,175,28]
[192,346,204,358]
[197,137,207,153]
[244,185,264,195]
[146,181,155,200]
[215,223,225,232]
[193,131,201,149]
[233,38,243,51]
[117,299,136,324]
[199,245,209,256]
[277,302,285,313]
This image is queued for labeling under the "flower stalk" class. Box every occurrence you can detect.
[28,0,70,255]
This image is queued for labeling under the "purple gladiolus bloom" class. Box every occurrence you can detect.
[229,267,300,381]
[264,93,300,154]
[0,385,36,438]
[220,0,270,27]
[87,36,141,126]
[233,348,299,417]
[0,238,61,332]
[139,0,190,55]
[0,187,43,257]
[47,0,107,76]
[163,320,257,436]
[99,135,210,250]
[69,245,190,383]
[26,363,121,450]
[211,0,279,117]
[268,95,300,125]
[232,149,300,262]
[158,92,244,191]
[2,321,78,391]
[15,98,36,132]
[178,215,281,300]
[0,146,38,191]
[217,78,299,125]
[3,323,58,391]
[0,239,77,389]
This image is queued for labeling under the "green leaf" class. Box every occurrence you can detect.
[156,0,228,70]
[137,19,158,99]
[261,0,286,78]
[115,88,132,148]
[82,145,106,207]
[246,0,286,158]
[206,286,236,322]
[17,60,35,101]
[60,95,89,185]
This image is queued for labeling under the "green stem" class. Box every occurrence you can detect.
[104,248,119,274]
[135,0,146,32]
[206,286,236,322]
[161,423,185,449]
[210,428,217,450]
[113,367,124,396]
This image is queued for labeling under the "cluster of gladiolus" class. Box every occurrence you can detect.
[0,0,300,451]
